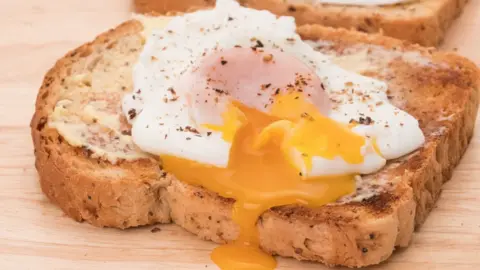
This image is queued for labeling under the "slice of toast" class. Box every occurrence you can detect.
[133,0,469,47]
[30,17,479,267]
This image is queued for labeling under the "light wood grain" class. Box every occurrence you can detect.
[0,1,479,269]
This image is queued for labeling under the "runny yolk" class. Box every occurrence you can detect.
[161,94,365,270]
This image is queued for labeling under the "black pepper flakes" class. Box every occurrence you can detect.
[288,5,296,12]
[362,247,368,253]
[168,87,177,95]
[254,40,264,48]
[185,126,200,134]
[359,116,373,125]
[301,112,314,121]
[128,109,137,119]
[220,60,228,65]
[214,88,226,94]
[207,132,212,136]
[261,83,272,90]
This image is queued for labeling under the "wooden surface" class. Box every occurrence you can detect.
[0,1,479,269]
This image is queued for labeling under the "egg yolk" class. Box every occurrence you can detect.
[161,93,365,270]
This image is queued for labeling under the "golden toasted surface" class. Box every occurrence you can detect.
[31,19,479,267]
[133,0,470,46]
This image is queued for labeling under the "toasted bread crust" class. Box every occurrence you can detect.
[133,0,469,46]
[31,20,479,267]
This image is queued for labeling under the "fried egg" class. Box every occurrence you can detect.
[123,0,425,269]
[124,0,423,177]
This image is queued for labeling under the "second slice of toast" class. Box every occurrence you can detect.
[31,17,479,267]
[134,0,470,46]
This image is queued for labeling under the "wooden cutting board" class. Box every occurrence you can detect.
[0,1,479,269]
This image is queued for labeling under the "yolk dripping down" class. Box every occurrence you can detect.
[161,93,366,269]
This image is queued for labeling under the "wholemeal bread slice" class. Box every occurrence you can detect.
[30,17,479,267]
[134,0,470,46]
